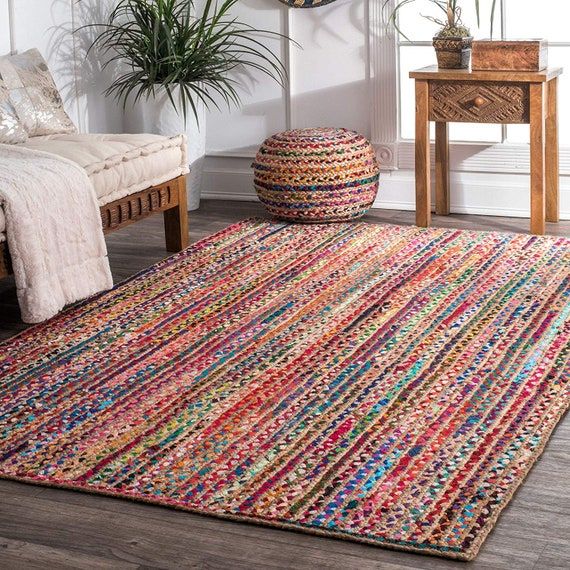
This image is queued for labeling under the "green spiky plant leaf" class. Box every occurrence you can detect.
[81,0,294,125]
[383,0,499,41]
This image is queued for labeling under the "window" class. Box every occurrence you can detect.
[504,0,570,145]
[396,0,570,146]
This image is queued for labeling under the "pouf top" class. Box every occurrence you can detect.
[271,127,353,139]
[257,128,377,168]
[262,127,367,146]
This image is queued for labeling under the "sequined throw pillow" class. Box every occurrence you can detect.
[0,81,28,143]
[0,49,76,137]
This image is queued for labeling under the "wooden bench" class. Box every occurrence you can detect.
[0,175,188,280]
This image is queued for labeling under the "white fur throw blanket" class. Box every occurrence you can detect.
[0,144,112,323]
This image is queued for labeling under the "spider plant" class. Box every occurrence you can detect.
[383,0,499,41]
[83,0,292,124]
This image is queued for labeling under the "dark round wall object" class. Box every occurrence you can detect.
[278,0,340,7]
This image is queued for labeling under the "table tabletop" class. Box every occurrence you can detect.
[409,65,563,83]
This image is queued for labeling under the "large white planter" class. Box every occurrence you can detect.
[124,89,206,211]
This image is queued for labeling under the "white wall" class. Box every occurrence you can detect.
[2,0,122,133]
[203,0,570,220]
[206,0,370,153]
[0,1,11,55]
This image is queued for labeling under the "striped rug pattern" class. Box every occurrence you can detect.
[1,220,569,560]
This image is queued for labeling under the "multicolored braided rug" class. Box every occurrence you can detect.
[1,220,569,561]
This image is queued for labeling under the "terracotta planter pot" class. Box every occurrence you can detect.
[433,36,473,69]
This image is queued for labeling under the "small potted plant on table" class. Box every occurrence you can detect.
[384,0,497,69]
[431,2,473,69]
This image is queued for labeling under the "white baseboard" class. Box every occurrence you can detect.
[202,191,257,202]
[202,156,570,221]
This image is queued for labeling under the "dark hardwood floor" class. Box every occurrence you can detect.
[1,201,569,569]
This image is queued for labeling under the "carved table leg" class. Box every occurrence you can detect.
[415,80,431,227]
[530,83,546,236]
[435,122,450,216]
[546,77,559,223]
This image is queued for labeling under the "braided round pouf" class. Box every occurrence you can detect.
[253,128,380,223]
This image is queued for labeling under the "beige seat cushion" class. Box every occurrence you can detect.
[18,133,188,206]
[0,132,188,239]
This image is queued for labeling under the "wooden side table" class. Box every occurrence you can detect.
[410,66,563,235]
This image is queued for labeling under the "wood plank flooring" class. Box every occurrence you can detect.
[1,201,569,569]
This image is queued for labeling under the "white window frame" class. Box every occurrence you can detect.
[370,0,570,175]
